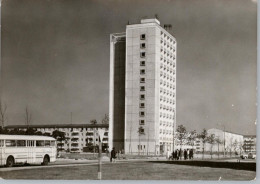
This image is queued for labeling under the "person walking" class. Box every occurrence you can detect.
[176,149,179,160]
[190,149,193,159]
[172,150,175,160]
[179,149,182,160]
[110,147,116,163]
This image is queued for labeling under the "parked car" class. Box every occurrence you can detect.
[240,152,256,159]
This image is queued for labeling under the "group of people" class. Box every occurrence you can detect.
[171,148,193,160]
[110,147,125,162]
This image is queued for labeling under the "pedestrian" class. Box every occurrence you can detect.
[176,149,179,160]
[110,147,116,163]
[187,149,190,160]
[172,150,175,160]
[184,149,187,160]
[190,149,193,159]
[179,149,182,160]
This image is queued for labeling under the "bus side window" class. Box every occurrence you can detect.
[45,141,50,147]
[0,140,4,147]
[5,140,16,147]
[36,140,44,147]
[50,141,55,147]
[17,140,26,147]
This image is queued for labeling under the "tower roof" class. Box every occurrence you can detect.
[141,18,160,25]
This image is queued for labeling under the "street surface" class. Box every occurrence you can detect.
[0,158,256,180]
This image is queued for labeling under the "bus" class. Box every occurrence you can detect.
[0,134,57,167]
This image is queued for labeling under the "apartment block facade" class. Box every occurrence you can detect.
[109,18,177,155]
[243,135,256,153]
[5,124,109,153]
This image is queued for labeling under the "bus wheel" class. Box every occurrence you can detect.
[6,156,14,167]
[42,156,49,165]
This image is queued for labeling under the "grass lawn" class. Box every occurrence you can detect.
[0,161,256,180]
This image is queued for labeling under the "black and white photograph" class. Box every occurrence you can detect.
[0,0,257,181]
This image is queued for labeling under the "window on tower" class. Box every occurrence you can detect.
[140,34,146,40]
[140,52,146,58]
[140,103,145,108]
[140,69,145,75]
[140,86,145,91]
[140,61,145,66]
[140,112,145,117]
[140,94,145,100]
[139,120,145,125]
[140,78,145,83]
[139,127,145,134]
[140,43,146,48]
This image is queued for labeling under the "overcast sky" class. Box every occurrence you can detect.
[1,0,257,135]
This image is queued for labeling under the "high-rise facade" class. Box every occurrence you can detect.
[109,19,177,155]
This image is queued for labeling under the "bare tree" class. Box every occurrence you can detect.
[90,119,97,124]
[137,126,145,155]
[237,142,243,157]
[206,134,216,159]
[176,125,187,150]
[0,100,7,128]
[215,137,222,159]
[24,106,32,129]
[101,114,109,124]
[198,129,208,160]
[187,130,197,149]
[232,140,238,156]
[229,137,234,157]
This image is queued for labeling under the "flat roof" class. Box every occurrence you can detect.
[0,134,55,141]
[4,124,109,129]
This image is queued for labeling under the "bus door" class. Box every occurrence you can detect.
[27,140,35,163]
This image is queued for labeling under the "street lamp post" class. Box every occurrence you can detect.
[98,138,102,180]
[97,129,105,180]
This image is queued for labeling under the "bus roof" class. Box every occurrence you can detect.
[0,134,56,141]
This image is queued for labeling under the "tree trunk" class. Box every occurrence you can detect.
[218,143,219,159]
[202,143,205,160]
[211,147,213,159]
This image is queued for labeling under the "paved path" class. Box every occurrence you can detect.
[0,159,150,172]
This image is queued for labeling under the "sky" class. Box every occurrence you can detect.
[0,0,257,135]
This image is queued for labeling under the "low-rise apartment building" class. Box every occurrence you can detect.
[243,135,256,153]
[4,124,109,153]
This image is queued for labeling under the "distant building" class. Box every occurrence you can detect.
[243,135,256,153]
[4,124,109,153]
[194,128,244,154]
[109,18,177,155]
[194,138,203,152]
[207,128,244,153]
